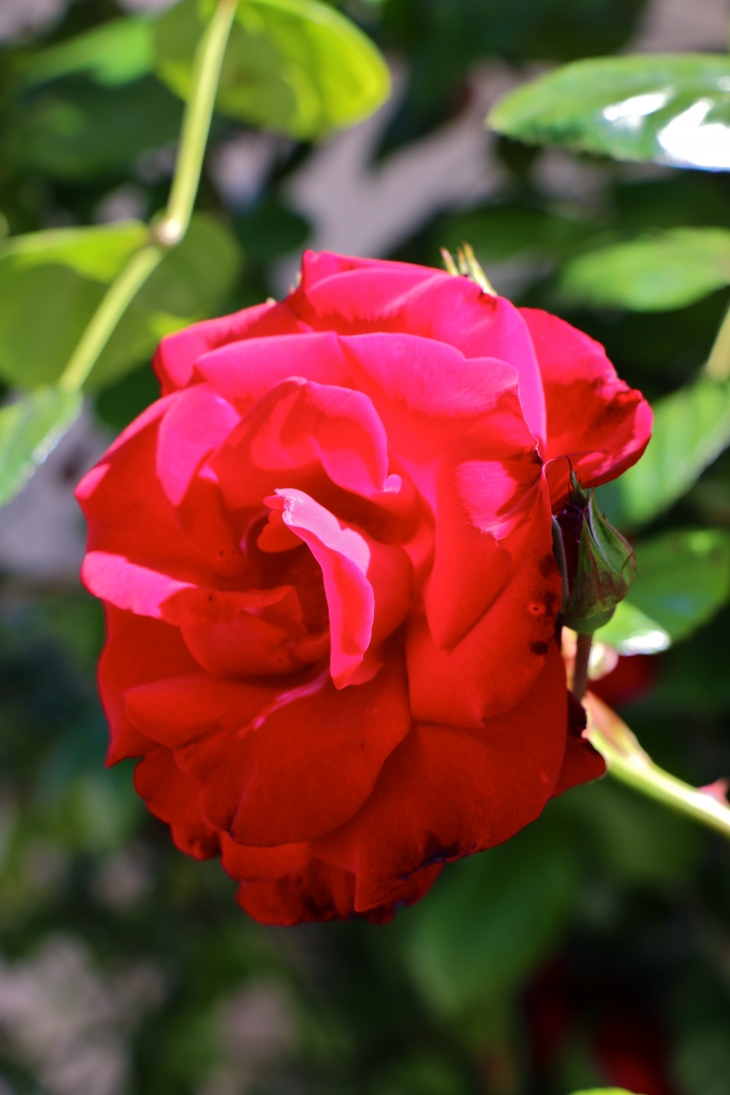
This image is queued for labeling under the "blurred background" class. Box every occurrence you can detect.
[1,0,730,1093]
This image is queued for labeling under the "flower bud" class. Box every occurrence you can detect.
[552,471,636,634]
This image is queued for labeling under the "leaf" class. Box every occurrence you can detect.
[154,0,390,139]
[21,18,153,89]
[596,600,671,655]
[0,215,240,392]
[488,54,730,171]
[0,388,82,508]
[611,378,730,528]
[89,213,241,389]
[402,822,577,1018]
[4,76,183,182]
[629,529,730,641]
[0,221,147,391]
[561,228,730,311]
[568,1090,642,1095]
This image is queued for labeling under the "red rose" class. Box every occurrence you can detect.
[76,251,651,925]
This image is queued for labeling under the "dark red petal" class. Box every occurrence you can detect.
[134,745,219,858]
[520,308,652,505]
[124,655,412,846]
[153,299,308,394]
[314,641,567,912]
[99,606,199,764]
[220,832,311,881]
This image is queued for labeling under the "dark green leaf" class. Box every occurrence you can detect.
[489,54,730,171]
[0,388,82,508]
[22,18,153,89]
[403,823,577,1017]
[561,228,730,311]
[612,378,730,527]
[154,0,390,139]
[4,75,183,181]
[628,529,730,641]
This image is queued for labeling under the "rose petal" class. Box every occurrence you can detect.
[156,383,240,506]
[220,832,311,881]
[520,308,652,506]
[314,641,567,911]
[153,299,308,394]
[135,744,219,859]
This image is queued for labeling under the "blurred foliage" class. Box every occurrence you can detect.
[1,1,730,1095]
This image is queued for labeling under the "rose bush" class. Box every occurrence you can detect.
[76,251,651,925]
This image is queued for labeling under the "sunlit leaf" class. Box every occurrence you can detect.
[0,215,240,392]
[0,222,147,390]
[561,228,730,311]
[606,378,730,528]
[489,54,730,171]
[22,18,153,89]
[0,388,82,508]
[403,823,577,1017]
[89,213,241,389]
[154,0,391,139]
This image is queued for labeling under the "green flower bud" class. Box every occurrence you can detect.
[552,471,636,635]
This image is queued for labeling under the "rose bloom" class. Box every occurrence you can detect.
[77,251,651,925]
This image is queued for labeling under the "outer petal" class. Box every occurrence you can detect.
[155,383,240,506]
[124,655,412,846]
[292,267,546,445]
[407,480,561,727]
[135,745,219,858]
[314,641,568,912]
[220,832,311,881]
[520,308,652,506]
[98,606,199,764]
[236,857,442,925]
[153,299,308,394]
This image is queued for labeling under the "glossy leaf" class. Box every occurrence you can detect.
[610,378,730,528]
[154,0,390,139]
[489,54,730,171]
[22,18,153,89]
[629,529,730,641]
[0,388,82,508]
[403,823,577,1017]
[0,215,240,392]
[561,228,730,311]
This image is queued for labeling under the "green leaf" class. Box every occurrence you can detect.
[0,221,147,391]
[0,215,240,392]
[629,529,730,641]
[595,599,671,655]
[488,54,730,171]
[89,213,241,390]
[561,228,730,311]
[0,388,82,508]
[154,0,390,139]
[612,378,730,528]
[568,1090,641,1095]
[4,76,183,182]
[403,823,577,1018]
[22,18,154,89]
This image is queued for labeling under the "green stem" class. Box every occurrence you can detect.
[155,0,238,248]
[58,245,163,392]
[58,0,238,393]
[585,692,730,840]
[704,302,730,382]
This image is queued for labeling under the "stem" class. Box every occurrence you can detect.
[571,632,592,702]
[57,0,238,393]
[704,302,730,381]
[155,0,238,248]
[58,245,163,392]
[584,692,730,840]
